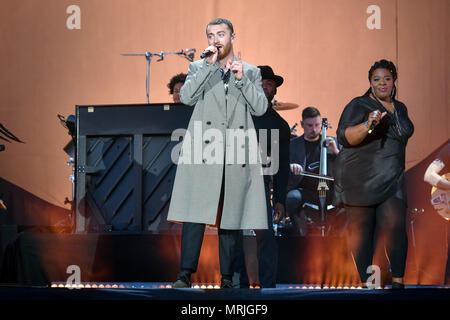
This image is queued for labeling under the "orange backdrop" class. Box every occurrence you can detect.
[0,0,448,210]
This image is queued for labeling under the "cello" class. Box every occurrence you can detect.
[317,118,330,237]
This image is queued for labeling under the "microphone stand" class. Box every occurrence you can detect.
[121,49,196,104]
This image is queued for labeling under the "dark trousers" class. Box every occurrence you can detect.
[235,177,278,288]
[255,220,278,287]
[179,222,239,278]
[345,196,408,283]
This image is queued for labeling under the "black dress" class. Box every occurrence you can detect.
[334,94,414,207]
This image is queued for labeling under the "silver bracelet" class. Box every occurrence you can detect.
[364,121,369,129]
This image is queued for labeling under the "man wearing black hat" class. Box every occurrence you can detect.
[235,65,290,288]
[253,66,290,229]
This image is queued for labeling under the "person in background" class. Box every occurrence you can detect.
[286,107,340,235]
[334,59,414,289]
[167,73,187,103]
[236,65,290,288]
[424,140,450,284]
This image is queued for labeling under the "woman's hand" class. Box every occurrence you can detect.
[367,110,387,129]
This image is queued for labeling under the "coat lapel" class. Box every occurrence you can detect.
[208,65,227,119]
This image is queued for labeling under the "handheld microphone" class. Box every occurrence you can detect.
[367,110,380,134]
[200,49,214,59]
[368,121,376,134]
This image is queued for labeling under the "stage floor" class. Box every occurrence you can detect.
[0,283,448,300]
[1,283,448,318]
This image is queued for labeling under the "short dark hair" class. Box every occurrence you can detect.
[167,73,187,94]
[302,106,321,120]
[206,18,234,34]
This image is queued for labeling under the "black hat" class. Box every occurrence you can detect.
[258,65,284,87]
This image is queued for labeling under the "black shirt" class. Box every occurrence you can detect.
[252,106,291,206]
[334,95,414,206]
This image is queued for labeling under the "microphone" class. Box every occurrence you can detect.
[200,48,215,59]
[367,110,380,134]
[368,121,377,134]
[200,50,214,59]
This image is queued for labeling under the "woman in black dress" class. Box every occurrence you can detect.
[334,59,414,288]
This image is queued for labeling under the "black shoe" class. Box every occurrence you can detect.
[221,278,233,289]
[391,282,405,289]
[173,274,191,288]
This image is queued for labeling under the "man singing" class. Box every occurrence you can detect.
[167,18,268,288]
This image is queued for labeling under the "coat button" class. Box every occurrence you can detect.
[206,121,211,125]
[239,125,244,129]
[205,140,210,144]
[242,164,246,167]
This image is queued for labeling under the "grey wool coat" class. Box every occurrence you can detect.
[167,57,269,230]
